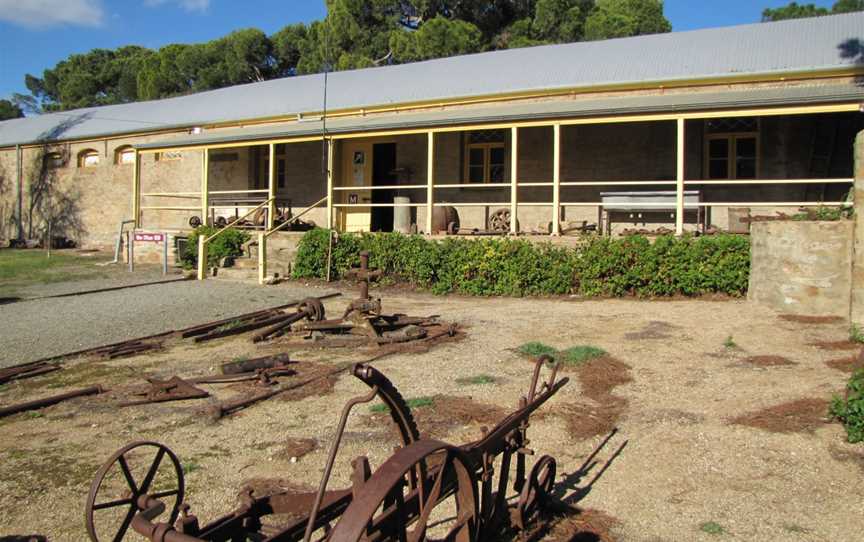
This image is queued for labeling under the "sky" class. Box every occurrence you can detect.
[0,0,843,102]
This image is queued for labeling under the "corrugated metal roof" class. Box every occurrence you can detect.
[2,12,863,148]
[134,84,864,150]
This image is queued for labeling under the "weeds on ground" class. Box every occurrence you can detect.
[699,521,725,535]
[558,346,607,366]
[370,396,434,413]
[830,368,864,443]
[517,342,607,366]
[849,325,864,344]
[723,336,737,349]
[782,524,809,534]
[455,375,497,386]
[517,342,558,358]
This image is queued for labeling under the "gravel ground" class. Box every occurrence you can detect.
[0,292,862,541]
[0,279,337,368]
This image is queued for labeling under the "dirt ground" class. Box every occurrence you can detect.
[1,287,862,541]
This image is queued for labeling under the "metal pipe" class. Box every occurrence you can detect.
[0,386,103,418]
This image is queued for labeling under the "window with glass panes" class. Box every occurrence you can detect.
[464,130,506,183]
[704,118,759,180]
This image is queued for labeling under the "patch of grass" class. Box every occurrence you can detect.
[456,374,497,386]
[723,336,737,349]
[517,341,558,358]
[850,324,864,344]
[782,523,809,534]
[23,410,44,419]
[230,356,250,363]
[699,521,725,535]
[370,396,435,413]
[558,346,606,366]
[0,249,112,296]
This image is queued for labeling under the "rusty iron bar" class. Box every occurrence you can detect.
[0,362,60,385]
[0,385,103,418]
[209,362,354,419]
[220,353,291,375]
[181,293,340,339]
[303,385,380,542]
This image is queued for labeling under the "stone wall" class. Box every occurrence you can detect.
[748,220,855,317]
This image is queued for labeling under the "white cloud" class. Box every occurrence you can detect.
[0,0,104,28]
[145,0,210,12]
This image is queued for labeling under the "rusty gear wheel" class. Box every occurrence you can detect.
[297,297,326,322]
[85,441,185,542]
[188,215,202,228]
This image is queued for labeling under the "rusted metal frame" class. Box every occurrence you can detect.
[303,385,380,541]
[210,362,354,419]
[0,385,103,418]
[120,377,209,407]
[193,313,302,343]
[182,293,340,339]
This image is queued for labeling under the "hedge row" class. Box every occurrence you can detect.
[292,229,750,297]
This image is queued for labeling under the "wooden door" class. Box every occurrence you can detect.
[340,140,373,232]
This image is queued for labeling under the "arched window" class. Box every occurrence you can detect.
[115,145,135,165]
[77,148,100,168]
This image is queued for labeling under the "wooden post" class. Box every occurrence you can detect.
[851,129,864,327]
[201,149,210,225]
[552,124,561,236]
[326,139,334,230]
[267,143,276,231]
[676,118,685,236]
[426,132,434,234]
[510,127,518,235]
[132,149,141,228]
[258,232,267,285]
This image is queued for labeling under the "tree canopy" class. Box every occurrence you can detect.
[0,99,24,120]
[18,0,675,112]
[761,0,863,21]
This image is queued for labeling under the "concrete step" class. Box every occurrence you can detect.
[213,267,258,282]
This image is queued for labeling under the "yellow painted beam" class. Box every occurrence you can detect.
[676,118,685,235]
[552,124,561,236]
[326,138,334,230]
[267,143,276,231]
[201,149,209,226]
[426,132,434,235]
[510,127,518,235]
[132,149,141,228]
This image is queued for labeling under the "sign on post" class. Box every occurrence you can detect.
[134,232,165,243]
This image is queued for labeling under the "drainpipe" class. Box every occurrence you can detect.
[15,144,23,241]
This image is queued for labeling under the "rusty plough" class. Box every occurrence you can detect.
[85,357,567,541]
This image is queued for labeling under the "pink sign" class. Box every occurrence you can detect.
[134,232,165,243]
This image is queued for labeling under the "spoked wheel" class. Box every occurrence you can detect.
[515,455,556,530]
[329,439,478,542]
[488,209,511,233]
[85,441,185,542]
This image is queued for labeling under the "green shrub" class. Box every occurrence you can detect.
[830,368,864,443]
[181,226,250,269]
[292,229,750,298]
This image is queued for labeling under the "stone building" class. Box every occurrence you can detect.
[0,12,862,254]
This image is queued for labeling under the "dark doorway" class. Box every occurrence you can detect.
[371,143,397,232]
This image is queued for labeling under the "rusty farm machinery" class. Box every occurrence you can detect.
[85,357,568,542]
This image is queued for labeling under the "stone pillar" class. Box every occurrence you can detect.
[852,130,864,327]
